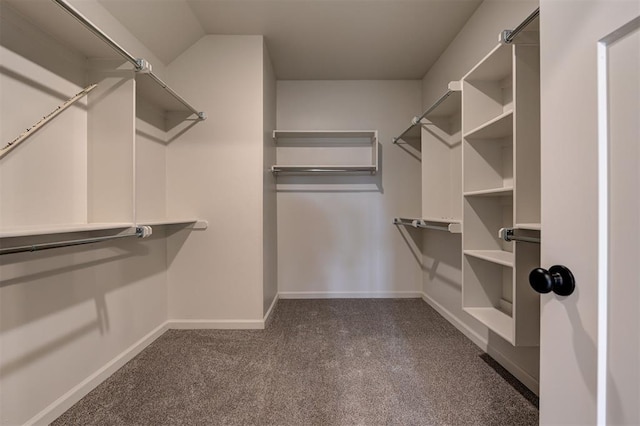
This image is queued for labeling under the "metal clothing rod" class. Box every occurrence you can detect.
[0,226,152,256]
[499,227,540,244]
[272,166,376,173]
[1,84,97,160]
[503,7,540,44]
[51,0,206,120]
[52,0,141,70]
[392,90,452,144]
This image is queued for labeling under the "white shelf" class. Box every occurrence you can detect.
[136,219,208,229]
[515,223,541,231]
[0,223,135,239]
[135,74,199,116]
[6,0,203,120]
[464,250,515,267]
[417,219,462,233]
[272,165,377,174]
[273,130,377,141]
[464,186,513,197]
[464,307,513,343]
[395,217,461,233]
[464,43,513,82]
[464,110,513,139]
[272,130,378,175]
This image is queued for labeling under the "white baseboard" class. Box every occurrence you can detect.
[25,322,169,426]
[420,292,539,395]
[263,293,279,328]
[167,319,265,329]
[279,291,423,299]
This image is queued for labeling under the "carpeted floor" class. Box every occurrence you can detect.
[52,299,538,425]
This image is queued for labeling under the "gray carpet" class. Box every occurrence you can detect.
[52,299,538,425]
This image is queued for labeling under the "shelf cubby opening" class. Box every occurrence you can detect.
[463,195,513,252]
[463,136,513,194]
[463,255,514,342]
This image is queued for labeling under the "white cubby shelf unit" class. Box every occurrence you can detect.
[0,0,207,241]
[271,130,378,175]
[461,40,541,346]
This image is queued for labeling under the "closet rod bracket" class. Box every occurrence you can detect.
[499,227,540,244]
[135,58,152,73]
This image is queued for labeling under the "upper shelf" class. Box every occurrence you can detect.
[273,130,377,142]
[5,0,205,120]
[393,81,461,144]
[464,43,513,82]
[272,130,378,175]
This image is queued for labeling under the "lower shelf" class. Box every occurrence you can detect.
[464,250,514,267]
[136,219,208,229]
[0,223,134,239]
[464,307,513,343]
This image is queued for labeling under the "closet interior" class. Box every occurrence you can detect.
[0,1,543,424]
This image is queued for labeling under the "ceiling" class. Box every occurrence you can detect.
[97,0,483,80]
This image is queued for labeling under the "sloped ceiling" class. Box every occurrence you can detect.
[98,0,483,80]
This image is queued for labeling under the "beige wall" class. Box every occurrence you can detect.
[420,0,541,392]
[165,35,267,323]
[276,80,423,297]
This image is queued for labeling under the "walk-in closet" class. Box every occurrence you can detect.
[1,0,639,425]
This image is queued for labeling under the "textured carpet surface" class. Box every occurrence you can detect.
[52,299,538,425]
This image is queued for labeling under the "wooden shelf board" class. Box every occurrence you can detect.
[135,74,193,114]
[273,130,377,141]
[421,217,462,225]
[464,186,513,197]
[0,223,134,239]
[464,110,513,140]
[464,43,513,82]
[136,219,208,229]
[5,0,121,62]
[464,307,513,343]
[464,250,515,267]
[516,223,541,231]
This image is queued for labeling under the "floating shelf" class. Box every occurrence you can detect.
[464,249,515,267]
[464,110,513,139]
[0,223,134,239]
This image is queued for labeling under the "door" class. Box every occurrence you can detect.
[540,1,640,424]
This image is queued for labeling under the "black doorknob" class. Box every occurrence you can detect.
[529,265,575,296]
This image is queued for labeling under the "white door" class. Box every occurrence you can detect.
[540,1,640,424]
